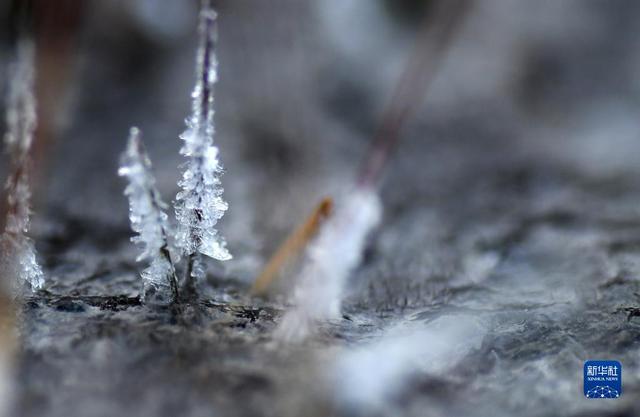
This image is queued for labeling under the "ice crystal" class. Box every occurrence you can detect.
[276,188,382,341]
[0,39,44,294]
[174,1,231,285]
[119,128,178,301]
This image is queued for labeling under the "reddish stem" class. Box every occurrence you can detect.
[357,0,471,189]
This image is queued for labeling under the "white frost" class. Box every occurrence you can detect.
[119,128,177,299]
[174,3,231,276]
[276,188,381,341]
[0,39,43,294]
[4,40,36,159]
[330,315,486,413]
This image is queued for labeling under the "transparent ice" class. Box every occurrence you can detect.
[174,3,231,275]
[119,127,177,299]
[0,39,44,294]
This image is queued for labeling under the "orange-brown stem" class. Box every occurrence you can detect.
[251,197,333,296]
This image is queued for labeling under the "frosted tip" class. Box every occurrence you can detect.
[127,127,144,154]
[200,0,217,18]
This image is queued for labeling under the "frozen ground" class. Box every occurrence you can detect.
[2,1,640,416]
[18,126,640,417]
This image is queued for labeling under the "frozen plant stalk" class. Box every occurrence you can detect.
[0,39,44,294]
[174,1,231,293]
[276,188,381,342]
[119,128,178,302]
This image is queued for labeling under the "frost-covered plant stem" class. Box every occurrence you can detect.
[275,1,470,341]
[175,1,231,297]
[119,128,179,303]
[275,187,381,342]
[0,39,44,295]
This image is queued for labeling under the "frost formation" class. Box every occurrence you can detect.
[174,2,231,283]
[119,128,178,301]
[331,316,485,413]
[276,188,382,341]
[0,39,44,294]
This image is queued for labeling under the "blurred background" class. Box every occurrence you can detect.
[1,1,640,416]
[1,0,639,276]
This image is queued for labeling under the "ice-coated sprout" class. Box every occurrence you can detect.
[275,188,381,342]
[174,1,231,288]
[119,127,178,302]
[0,39,44,295]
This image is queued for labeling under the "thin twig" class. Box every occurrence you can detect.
[251,198,333,296]
[185,2,215,294]
[357,0,471,188]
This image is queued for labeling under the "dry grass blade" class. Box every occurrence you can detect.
[251,197,333,296]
